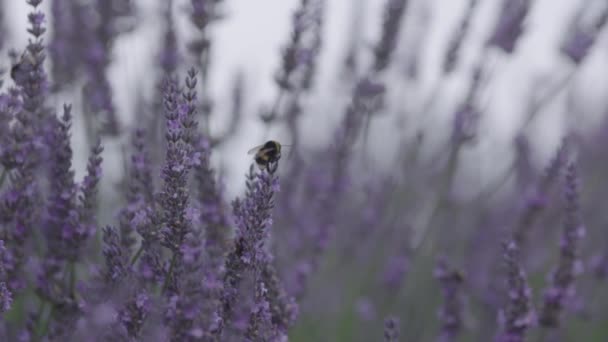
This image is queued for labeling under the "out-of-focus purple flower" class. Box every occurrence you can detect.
[560,7,608,65]
[443,0,480,74]
[78,138,103,244]
[372,0,409,72]
[118,129,154,253]
[301,1,324,91]
[193,136,231,269]
[43,105,78,262]
[513,134,534,190]
[77,1,120,136]
[102,226,127,284]
[159,2,180,75]
[50,0,79,89]
[0,1,4,51]
[382,252,409,290]
[262,0,325,126]
[495,240,535,342]
[514,140,567,245]
[452,64,483,145]
[274,0,310,93]
[0,282,11,313]
[189,0,225,129]
[539,162,585,328]
[0,89,23,170]
[355,297,376,321]
[486,0,532,54]
[118,290,150,339]
[384,316,400,342]
[189,0,224,57]
[0,240,12,313]
[451,102,479,145]
[435,256,464,342]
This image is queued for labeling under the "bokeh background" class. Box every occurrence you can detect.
[4,0,606,194]
[2,0,608,341]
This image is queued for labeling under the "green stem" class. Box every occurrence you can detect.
[69,262,76,296]
[0,168,7,189]
[162,253,178,293]
[522,70,576,130]
[130,244,144,266]
[34,301,50,341]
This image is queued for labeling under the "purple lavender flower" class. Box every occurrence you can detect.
[78,138,103,244]
[189,0,225,130]
[372,0,409,72]
[78,1,120,135]
[539,162,586,328]
[189,0,224,61]
[560,8,608,65]
[487,0,532,54]
[273,0,311,93]
[118,129,154,253]
[495,240,535,342]
[0,282,11,313]
[0,240,12,313]
[20,0,50,128]
[159,1,180,76]
[0,89,23,170]
[262,0,325,125]
[514,140,567,245]
[214,166,286,339]
[43,105,78,262]
[443,0,480,74]
[118,290,150,339]
[49,0,79,89]
[102,226,127,284]
[158,78,193,254]
[244,276,275,342]
[384,316,400,342]
[435,256,464,342]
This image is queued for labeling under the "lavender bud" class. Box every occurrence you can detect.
[372,0,409,73]
[495,240,535,342]
[487,0,532,54]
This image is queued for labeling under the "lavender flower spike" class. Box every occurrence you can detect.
[159,78,193,254]
[214,166,283,339]
[486,0,532,54]
[539,162,585,328]
[384,316,400,342]
[560,7,608,66]
[443,0,480,74]
[372,0,409,73]
[495,240,535,342]
[435,256,464,342]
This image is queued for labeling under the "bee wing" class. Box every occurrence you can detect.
[247,145,263,155]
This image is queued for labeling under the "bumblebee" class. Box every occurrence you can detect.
[10,50,35,85]
[248,140,285,173]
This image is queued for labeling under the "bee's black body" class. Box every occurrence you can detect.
[250,140,283,173]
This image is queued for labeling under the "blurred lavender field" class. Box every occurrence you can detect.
[1,0,608,341]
